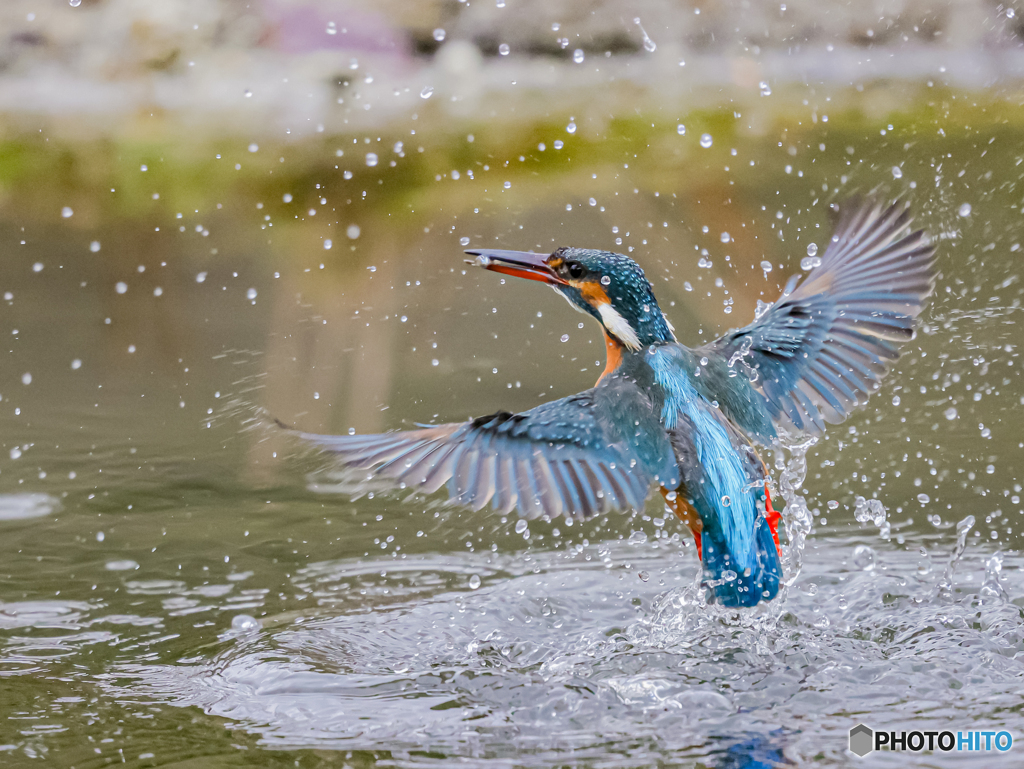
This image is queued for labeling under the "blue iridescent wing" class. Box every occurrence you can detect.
[702,198,937,435]
[295,387,677,520]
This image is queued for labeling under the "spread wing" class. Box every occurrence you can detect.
[294,389,674,520]
[702,198,937,435]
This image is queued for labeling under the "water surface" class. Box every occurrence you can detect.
[0,90,1021,767]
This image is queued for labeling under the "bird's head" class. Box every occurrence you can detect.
[466,247,675,351]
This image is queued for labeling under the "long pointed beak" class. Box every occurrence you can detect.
[464,249,565,285]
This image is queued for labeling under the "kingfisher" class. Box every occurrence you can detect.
[294,199,936,607]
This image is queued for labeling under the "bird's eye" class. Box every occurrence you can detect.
[565,261,586,280]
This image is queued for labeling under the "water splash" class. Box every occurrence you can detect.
[937,514,974,600]
[981,552,1008,601]
[853,495,890,539]
[773,435,817,588]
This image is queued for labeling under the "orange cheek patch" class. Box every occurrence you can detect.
[574,279,611,308]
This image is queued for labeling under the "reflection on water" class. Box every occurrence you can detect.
[0,89,1022,766]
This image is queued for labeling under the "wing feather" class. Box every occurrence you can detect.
[295,387,672,520]
[702,198,937,436]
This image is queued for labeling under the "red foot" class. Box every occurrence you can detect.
[764,483,781,552]
[694,533,702,561]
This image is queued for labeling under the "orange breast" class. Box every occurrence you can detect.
[597,333,624,384]
[660,486,702,560]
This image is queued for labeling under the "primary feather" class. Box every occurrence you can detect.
[702,198,937,436]
[297,361,680,521]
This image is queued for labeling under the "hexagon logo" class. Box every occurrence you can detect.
[849,724,874,757]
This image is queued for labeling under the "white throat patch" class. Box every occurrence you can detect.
[598,303,641,351]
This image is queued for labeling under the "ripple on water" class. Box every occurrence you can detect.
[98,538,1024,765]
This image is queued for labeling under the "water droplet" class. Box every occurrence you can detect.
[431,359,439,366]
[958,203,972,217]
[32,262,43,273]
[892,395,900,406]
[9,447,22,460]
[560,334,569,342]
[944,406,958,420]
[61,206,73,218]
[852,544,875,571]
[231,615,261,632]
[503,181,511,189]
[892,166,903,178]
[917,493,930,504]
[573,48,584,63]
[698,257,712,269]
[800,256,821,270]
[638,570,650,582]
[90,241,101,253]
[553,140,563,150]
[324,239,332,250]
[282,193,293,203]
[248,143,258,153]
[760,260,773,272]
[468,574,481,589]
[566,122,576,134]
[498,43,510,56]
[720,232,731,243]
[69,0,81,7]
[196,272,207,283]
[600,275,611,285]
[459,236,470,246]
[806,242,818,257]
[71,359,82,370]
[115,282,128,294]
[247,288,257,300]
[759,80,771,96]
[433,28,446,41]
[365,153,378,167]
[420,86,433,99]
[153,287,163,296]
[700,133,713,148]
[515,519,528,534]
[244,89,252,98]
[634,18,656,52]
[326,21,337,35]
[721,495,731,507]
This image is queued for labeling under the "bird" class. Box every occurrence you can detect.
[291,198,936,607]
